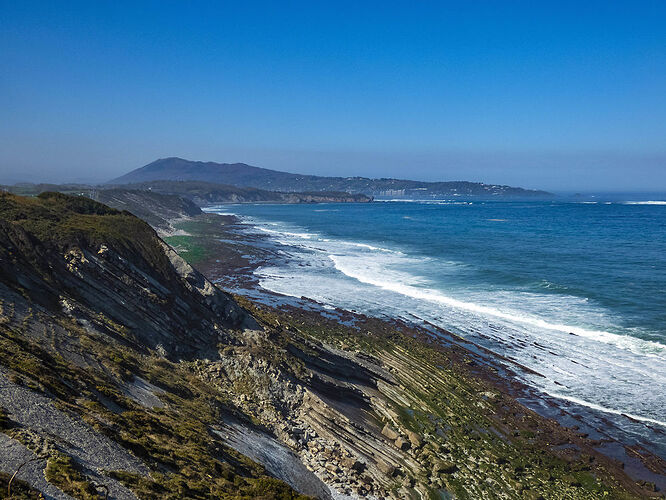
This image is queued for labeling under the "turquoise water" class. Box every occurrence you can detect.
[207,200,666,445]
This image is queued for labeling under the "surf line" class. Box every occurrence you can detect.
[546,391,666,428]
[328,254,666,356]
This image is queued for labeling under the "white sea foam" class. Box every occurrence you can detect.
[254,220,405,255]
[375,199,472,205]
[247,216,665,357]
[257,227,319,239]
[621,200,666,205]
[545,392,666,428]
[208,208,666,434]
[374,199,420,202]
[328,254,666,357]
[203,207,237,215]
[345,242,403,254]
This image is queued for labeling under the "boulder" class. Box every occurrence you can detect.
[395,436,411,451]
[406,430,422,448]
[381,423,399,440]
[433,460,457,474]
[377,459,397,476]
[341,456,366,473]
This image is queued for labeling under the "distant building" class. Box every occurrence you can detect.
[377,189,405,196]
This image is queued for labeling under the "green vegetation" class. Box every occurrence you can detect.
[163,215,247,271]
[0,471,43,499]
[109,470,307,500]
[170,217,228,236]
[0,183,93,197]
[44,453,97,499]
[0,316,307,499]
[1,191,147,247]
[0,191,177,286]
[163,235,208,264]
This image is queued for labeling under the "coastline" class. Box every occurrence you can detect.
[163,206,666,496]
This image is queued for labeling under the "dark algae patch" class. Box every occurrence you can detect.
[0,472,43,499]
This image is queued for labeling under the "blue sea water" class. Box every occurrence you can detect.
[206,199,666,448]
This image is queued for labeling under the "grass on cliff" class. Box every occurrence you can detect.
[163,216,237,266]
[0,192,175,280]
[0,318,309,500]
[44,453,98,499]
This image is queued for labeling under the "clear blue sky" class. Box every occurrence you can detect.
[1,1,664,191]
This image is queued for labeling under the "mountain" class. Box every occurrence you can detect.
[109,157,553,198]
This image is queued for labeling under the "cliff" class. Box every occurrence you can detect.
[0,192,658,499]
[109,181,373,204]
[2,182,374,207]
[93,189,203,234]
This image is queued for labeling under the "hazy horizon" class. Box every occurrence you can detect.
[3,153,666,196]
[2,2,665,191]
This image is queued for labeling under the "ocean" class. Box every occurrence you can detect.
[205,199,666,453]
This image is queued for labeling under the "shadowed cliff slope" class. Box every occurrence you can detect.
[0,192,248,358]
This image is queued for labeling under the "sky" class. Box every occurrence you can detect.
[1,1,665,191]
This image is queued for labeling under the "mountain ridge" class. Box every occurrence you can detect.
[109,157,553,198]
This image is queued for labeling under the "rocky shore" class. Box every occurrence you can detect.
[164,207,666,498]
[0,192,663,499]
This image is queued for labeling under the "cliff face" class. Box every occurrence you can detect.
[109,180,374,204]
[0,192,319,499]
[0,192,247,358]
[95,189,202,233]
[276,192,372,203]
[0,193,658,500]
